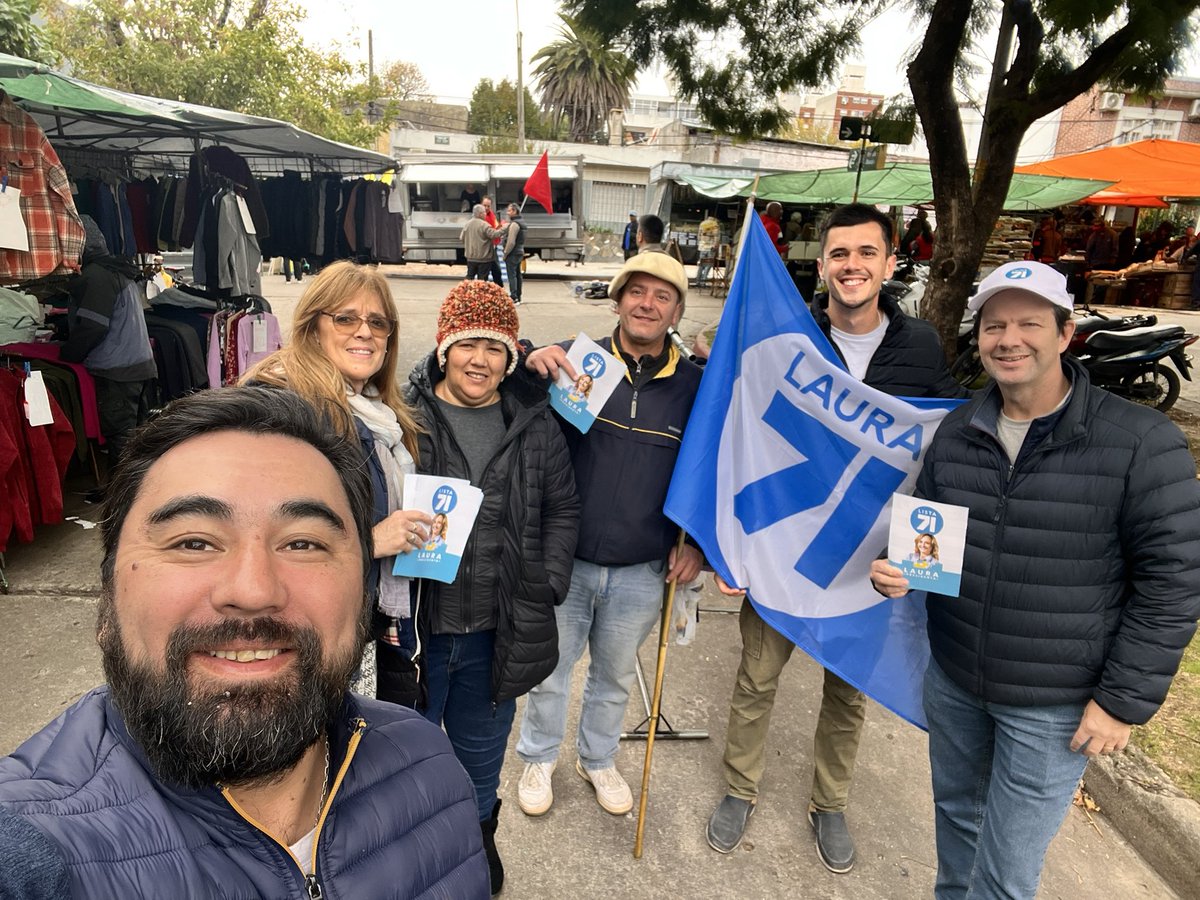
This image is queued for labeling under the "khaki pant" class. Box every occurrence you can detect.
[721,600,867,812]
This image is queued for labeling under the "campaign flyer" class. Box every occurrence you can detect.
[887,494,969,597]
[549,333,626,433]
[392,475,484,584]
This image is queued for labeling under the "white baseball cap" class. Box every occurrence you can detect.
[968,261,1074,313]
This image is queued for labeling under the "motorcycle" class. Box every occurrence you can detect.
[949,309,1197,412]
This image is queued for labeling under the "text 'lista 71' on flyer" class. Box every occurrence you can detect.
[887,493,969,598]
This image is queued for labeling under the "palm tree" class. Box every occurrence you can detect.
[531,14,636,144]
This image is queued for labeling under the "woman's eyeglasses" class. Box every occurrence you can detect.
[320,312,395,337]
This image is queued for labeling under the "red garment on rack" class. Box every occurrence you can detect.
[1,342,103,442]
[0,368,75,553]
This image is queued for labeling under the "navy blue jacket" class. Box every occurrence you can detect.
[0,688,489,899]
[558,335,703,567]
[918,360,1200,724]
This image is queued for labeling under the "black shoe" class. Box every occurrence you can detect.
[808,809,856,873]
[481,799,504,895]
[706,795,755,853]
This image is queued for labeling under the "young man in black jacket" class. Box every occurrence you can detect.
[872,261,1200,899]
[706,203,966,872]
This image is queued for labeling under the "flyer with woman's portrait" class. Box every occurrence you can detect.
[392,475,484,584]
[887,494,969,597]
[549,332,626,433]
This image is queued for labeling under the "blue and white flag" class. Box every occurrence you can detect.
[664,213,963,728]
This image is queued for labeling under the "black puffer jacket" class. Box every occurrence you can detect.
[810,291,967,399]
[917,359,1200,724]
[406,353,580,703]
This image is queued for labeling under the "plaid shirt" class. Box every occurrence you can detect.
[1,91,85,283]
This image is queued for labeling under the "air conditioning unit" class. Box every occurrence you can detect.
[1189,99,1200,119]
[1098,92,1124,112]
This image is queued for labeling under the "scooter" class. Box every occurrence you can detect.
[1071,313,1196,411]
[950,310,1197,412]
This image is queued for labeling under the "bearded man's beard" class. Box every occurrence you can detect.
[98,604,363,790]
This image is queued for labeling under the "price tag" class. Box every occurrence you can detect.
[251,317,268,353]
[23,370,54,427]
[236,195,256,235]
[0,187,30,252]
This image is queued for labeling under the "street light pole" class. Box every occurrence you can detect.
[515,0,525,150]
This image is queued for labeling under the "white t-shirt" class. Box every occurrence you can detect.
[289,827,317,877]
[996,388,1072,462]
[830,313,890,381]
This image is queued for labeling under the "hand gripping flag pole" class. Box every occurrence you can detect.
[632,529,687,860]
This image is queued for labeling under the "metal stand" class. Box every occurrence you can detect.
[620,654,708,742]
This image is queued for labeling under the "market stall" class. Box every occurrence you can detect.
[0,52,399,566]
[1016,140,1200,309]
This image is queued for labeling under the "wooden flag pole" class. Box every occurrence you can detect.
[633,529,688,859]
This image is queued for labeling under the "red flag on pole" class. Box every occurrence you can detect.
[523,151,553,214]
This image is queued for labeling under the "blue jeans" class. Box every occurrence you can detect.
[421,630,516,821]
[923,659,1089,899]
[516,558,665,770]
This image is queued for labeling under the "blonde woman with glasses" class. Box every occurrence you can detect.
[243,261,428,705]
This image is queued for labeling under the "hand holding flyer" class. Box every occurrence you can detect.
[887,494,969,597]
[548,332,626,433]
[392,475,484,584]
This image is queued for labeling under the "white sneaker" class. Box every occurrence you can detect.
[518,760,556,816]
[575,759,633,815]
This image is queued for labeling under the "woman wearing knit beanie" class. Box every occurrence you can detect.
[402,280,580,895]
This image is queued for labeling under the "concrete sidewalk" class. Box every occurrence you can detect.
[0,272,1187,899]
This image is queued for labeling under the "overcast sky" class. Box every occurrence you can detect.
[298,1,932,105]
[296,1,1200,109]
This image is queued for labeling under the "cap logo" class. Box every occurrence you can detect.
[1005,267,1033,280]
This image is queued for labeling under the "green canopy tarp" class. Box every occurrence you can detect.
[678,162,1113,211]
[0,52,395,175]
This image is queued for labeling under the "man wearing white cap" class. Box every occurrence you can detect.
[871,261,1200,899]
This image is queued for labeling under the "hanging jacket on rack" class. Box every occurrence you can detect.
[0,368,74,554]
[0,90,86,283]
[179,147,268,249]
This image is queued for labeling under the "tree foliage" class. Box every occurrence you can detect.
[466,78,552,143]
[42,0,397,148]
[531,14,636,144]
[1,0,53,62]
[567,0,1200,355]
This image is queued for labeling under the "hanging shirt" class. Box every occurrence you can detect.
[235,312,282,375]
[0,90,86,282]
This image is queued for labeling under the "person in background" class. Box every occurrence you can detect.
[61,216,156,468]
[622,212,639,260]
[760,201,788,258]
[504,203,526,306]
[784,211,804,243]
[481,196,506,285]
[1084,216,1118,271]
[242,261,428,707]
[461,184,482,212]
[636,214,667,254]
[462,205,509,283]
[405,280,580,895]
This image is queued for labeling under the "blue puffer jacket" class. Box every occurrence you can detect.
[0,688,490,899]
[918,359,1200,724]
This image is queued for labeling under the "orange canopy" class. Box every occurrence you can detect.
[1015,139,1200,206]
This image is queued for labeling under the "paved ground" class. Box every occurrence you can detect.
[0,265,1182,899]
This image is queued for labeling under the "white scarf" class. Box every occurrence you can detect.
[347,387,415,618]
